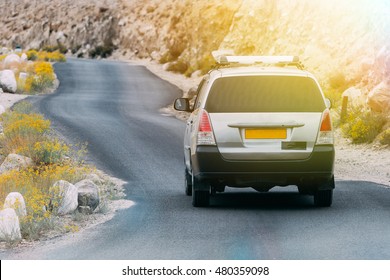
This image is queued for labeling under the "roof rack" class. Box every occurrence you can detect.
[211,52,304,70]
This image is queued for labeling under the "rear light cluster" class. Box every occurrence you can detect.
[197,110,216,145]
[316,109,334,145]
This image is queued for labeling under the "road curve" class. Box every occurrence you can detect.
[1,59,389,259]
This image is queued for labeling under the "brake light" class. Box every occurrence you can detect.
[199,111,212,132]
[197,110,216,145]
[316,109,333,145]
[320,109,332,131]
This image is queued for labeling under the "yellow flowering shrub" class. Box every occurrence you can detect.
[27,61,55,92]
[342,106,387,143]
[46,51,66,62]
[26,49,38,61]
[2,49,65,94]
[37,51,66,62]
[33,139,70,165]
[3,113,50,135]
[1,112,50,155]
[0,164,90,240]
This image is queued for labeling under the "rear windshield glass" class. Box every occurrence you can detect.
[205,76,325,112]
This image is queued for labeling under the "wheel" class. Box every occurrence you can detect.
[185,169,192,196]
[192,175,210,207]
[314,189,333,207]
[314,176,335,207]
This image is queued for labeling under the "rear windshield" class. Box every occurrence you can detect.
[205,76,325,113]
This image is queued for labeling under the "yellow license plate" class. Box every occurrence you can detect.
[245,128,287,139]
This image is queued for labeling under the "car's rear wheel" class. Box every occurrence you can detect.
[314,189,333,207]
[185,169,192,196]
[192,175,210,207]
[313,176,334,207]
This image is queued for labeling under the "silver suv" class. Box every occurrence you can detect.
[174,55,335,207]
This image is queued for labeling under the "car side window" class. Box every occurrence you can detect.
[193,78,208,110]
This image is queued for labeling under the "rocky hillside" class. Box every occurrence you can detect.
[1,0,390,97]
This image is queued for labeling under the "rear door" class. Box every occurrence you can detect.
[205,75,326,161]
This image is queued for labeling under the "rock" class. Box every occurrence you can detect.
[3,192,27,217]
[85,173,104,185]
[20,53,28,61]
[3,53,21,67]
[0,208,22,241]
[56,31,67,44]
[50,180,78,215]
[0,70,17,93]
[19,72,28,82]
[0,105,5,116]
[75,179,100,214]
[342,87,365,108]
[1,47,9,55]
[0,154,34,175]
[367,81,390,112]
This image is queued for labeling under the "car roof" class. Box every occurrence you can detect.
[209,66,312,79]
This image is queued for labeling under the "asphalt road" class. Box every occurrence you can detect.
[1,59,389,259]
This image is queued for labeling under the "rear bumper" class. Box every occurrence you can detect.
[191,145,335,188]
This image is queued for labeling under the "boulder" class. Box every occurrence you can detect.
[50,180,78,215]
[0,70,17,93]
[3,53,21,67]
[367,81,390,112]
[20,53,28,61]
[0,105,5,116]
[1,47,9,55]
[342,87,365,108]
[19,72,28,83]
[85,173,104,185]
[0,154,34,175]
[75,179,100,214]
[3,192,27,217]
[0,208,22,241]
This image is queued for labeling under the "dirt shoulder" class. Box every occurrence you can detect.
[0,93,29,111]
[132,58,390,188]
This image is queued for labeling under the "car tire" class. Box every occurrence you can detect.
[185,169,192,196]
[314,189,333,207]
[192,175,210,207]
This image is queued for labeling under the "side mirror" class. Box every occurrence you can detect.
[174,98,191,112]
[325,98,332,109]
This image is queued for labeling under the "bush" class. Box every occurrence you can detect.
[26,49,38,61]
[11,58,59,94]
[46,51,66,62]
[0,165,90,240]
[89,45,115,58]
[342,106,387,143]
[12,101,36,114]
[379,128,390,145]
[1,111,50,156]
[0,104,91,240]
[29,61,55,92]
[32,139,69,165]
[166,60,188,74]
[42,44,67,54]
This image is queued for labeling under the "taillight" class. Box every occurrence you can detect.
[197,110,216,145]
[320,109,332,131]
[316,109,334,145]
